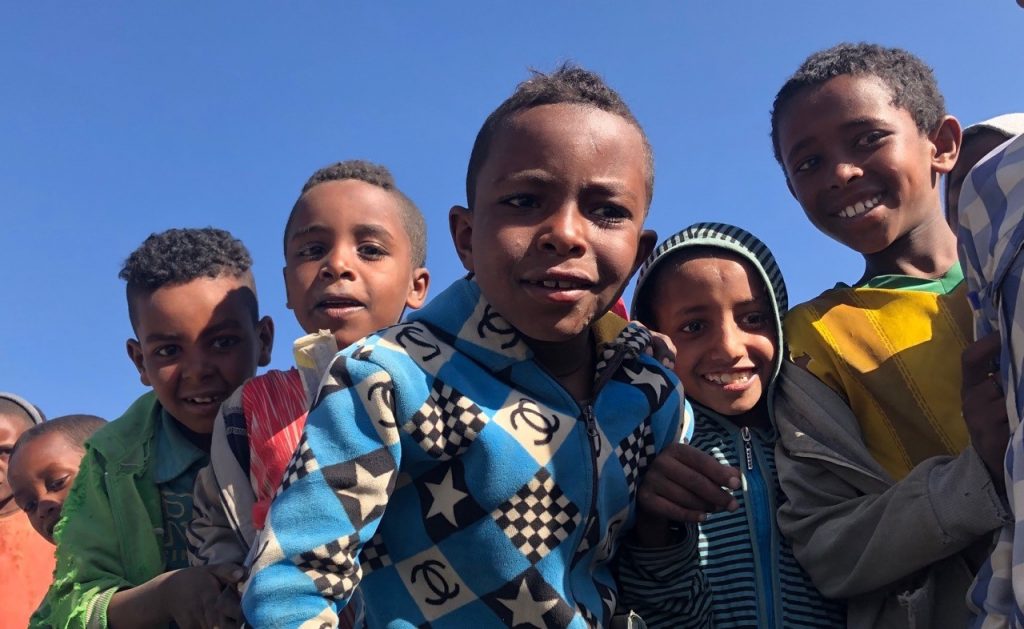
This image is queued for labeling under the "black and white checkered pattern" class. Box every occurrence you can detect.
[615,421,656,497]
[492,469,580,564]
[358,531,391,574]
[292,534,360,599]
[406,380,488,459]
[277,433,319,495]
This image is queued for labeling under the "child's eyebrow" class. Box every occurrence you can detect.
[353,224,396,244]
[200,319,244,337]
[786,117,890,164]
[493,169,558,187]
[288,223,331,242]
[143,332,181,343]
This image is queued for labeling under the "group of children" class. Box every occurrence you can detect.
[1,40,1022,629]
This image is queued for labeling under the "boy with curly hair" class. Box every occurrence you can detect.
[242,65,689,628]
[770,43,1011,628]
[33,228,274,629]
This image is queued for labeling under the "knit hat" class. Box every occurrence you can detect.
[0,392,46,425]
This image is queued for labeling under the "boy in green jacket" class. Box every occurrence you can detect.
[32,228,273,629]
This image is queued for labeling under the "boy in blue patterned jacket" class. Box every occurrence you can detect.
[241,65,691,627]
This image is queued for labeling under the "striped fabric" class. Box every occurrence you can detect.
[242,368,309,530]
[960,132,1024,628]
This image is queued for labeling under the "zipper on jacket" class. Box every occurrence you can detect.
[740,426,779,628]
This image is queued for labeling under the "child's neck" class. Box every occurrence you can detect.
[858,212,958,284]
[724,398,771,431]
[528,332,595,404]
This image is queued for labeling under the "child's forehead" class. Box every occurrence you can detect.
[289,181,409,241]
[657,249,766,294]
[133,274,257,336]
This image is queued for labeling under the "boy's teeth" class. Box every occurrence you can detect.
[189,396,216,404]
[839,195,882,218]
[704,371,753,385]
[540,280,578,289]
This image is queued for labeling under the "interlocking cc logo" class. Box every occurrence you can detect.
[411,559,461,605]
[367,381,397,428]
[510,398,560,445]
[477,305,520,349]
[396,326,441,361]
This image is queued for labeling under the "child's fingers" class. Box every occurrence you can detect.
[647,451,739,512]
[639,490,713,523]
[669,443,742,490]
[206,563,245,587]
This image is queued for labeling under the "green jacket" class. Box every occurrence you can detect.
[32,392,169,629]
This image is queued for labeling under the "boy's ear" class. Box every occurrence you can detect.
[405,267,431,310]
[930,115,962,176]
[449,205,476,273]
[256,316,274,367]
[632,229,658,274]
[125,339,151,387]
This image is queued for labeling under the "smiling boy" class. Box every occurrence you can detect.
[242,65,688,628]
[33,228,274,629]
[189,161,429,578]
[769,43,1010,628]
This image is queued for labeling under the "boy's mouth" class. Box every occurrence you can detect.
[703,370,757,390]
[315,296,365,313]
[182,393,226,407]
[836,194,882,219]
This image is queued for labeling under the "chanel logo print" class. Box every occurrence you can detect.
[368,381,397,428]
[477,305,519,349]
[510,398,560,446]
[411,559,461,605]
[396,326,442,361]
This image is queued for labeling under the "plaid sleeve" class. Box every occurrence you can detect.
[241,354,403,628]
[959,133,1024,627]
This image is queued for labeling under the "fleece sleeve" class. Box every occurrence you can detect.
[31,451,138,629]
[241,354,402,628]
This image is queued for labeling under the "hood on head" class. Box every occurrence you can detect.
[630,222,788,391]
[964,113,1024,141]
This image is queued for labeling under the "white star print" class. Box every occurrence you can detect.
[498,579,559,627]
[424,468,468,526]
[624,366,667,398]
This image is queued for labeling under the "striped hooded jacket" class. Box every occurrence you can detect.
[241,277,689,628]
[618,222,845,628]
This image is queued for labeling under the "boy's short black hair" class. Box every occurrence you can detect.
[770,42,946,166]
[120,227,256,328]
[465,63,654,210]
[12,414,106,458]
[284,160,428,268]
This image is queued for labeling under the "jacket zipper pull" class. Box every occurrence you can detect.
[741,426,754,470]
[584,404,599,451]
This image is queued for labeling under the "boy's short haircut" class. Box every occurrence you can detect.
[11,414,106,457]
[284,160,428,268]
[770,42,946,165]
[119,227,257,328]
[0,392,46,426]
[465,63,655,210]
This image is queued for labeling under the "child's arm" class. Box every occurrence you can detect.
[241,356,401,628]
[106,563,243,629]
[774,366,1010,599]
[960,332,1010,490]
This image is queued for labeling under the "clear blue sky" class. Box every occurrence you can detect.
[2,2,1022,420]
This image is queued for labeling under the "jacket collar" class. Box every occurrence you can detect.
[87,391,160,473]
[406,277,652,385]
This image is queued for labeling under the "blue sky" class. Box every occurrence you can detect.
[2,2,1022,419]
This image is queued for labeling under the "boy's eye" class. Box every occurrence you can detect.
[212,336,241,350]
[741,312,769,329]
[856,130,889,147]
[296,243,326,259]
[680,320,705,334]
[500,194,541,209]
[46,475,69,493]
[357,243,388,260]
[794,156,819,173]
[154,345,180,358]
[591,204,630,223]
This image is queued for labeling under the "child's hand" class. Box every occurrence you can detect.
[637,443,741,524]
[645,329,677,371]
[962,332,1010,489]
[160,563,244,629]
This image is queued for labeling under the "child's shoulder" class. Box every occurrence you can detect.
[87,391,160,457]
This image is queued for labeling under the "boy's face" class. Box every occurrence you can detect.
[126,275,273,433]
[450,103,655,344]
[284,180,429,349]
[946,129,1008,230]
[0,413,32,517]
[8,433,85,543]
[650,254,776,417]
[777,75,958,255]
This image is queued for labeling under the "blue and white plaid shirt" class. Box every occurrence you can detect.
[959,131,1024,628]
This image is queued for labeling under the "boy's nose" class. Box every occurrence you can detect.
[538,206,587,256]
[713,324,747,360]
[320,250,356,281]
[829,160,864,188]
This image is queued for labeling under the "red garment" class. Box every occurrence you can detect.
[242,369,308,530]
[0,511,56,627]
